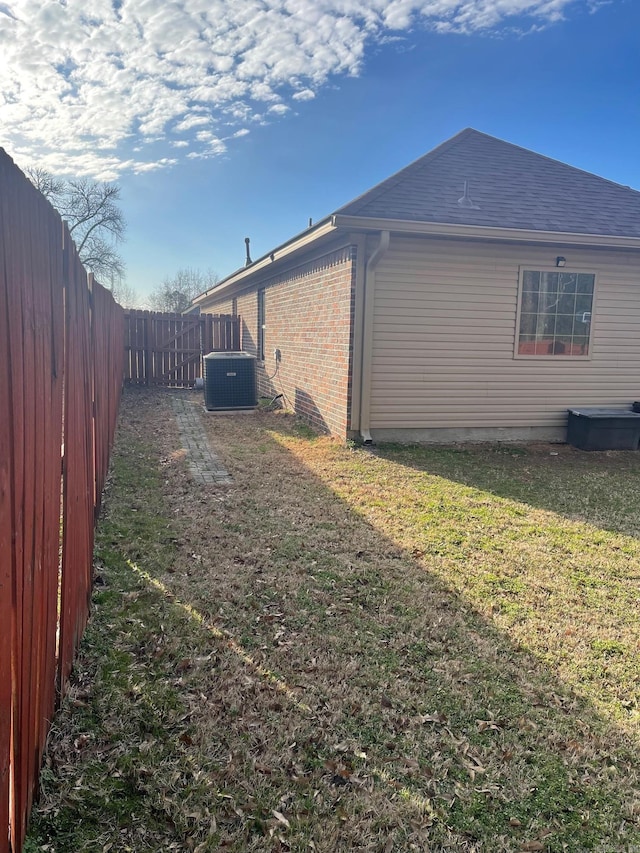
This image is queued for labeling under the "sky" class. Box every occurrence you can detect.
[0,0,638,304]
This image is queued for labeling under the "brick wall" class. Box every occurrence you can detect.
[203,244,356,438]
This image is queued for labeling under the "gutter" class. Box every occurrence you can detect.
[193,218,337,305]
[332,215,640,251]
[359,230,390,444]
[194,212,640,309]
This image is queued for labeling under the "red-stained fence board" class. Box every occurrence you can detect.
[0,149,15,853]
[0,148,124,853]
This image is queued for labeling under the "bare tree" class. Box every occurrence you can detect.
[111,278,140,310]
[26,168,126,283]
[25,166,65,205]
[149,268,220,313]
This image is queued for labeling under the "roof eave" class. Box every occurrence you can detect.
[193,217,337,304]
[332,214,640,250]
[193,213,640,307]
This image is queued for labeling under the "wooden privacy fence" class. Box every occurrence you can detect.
[0,148,125,853]
[124,310,241,387]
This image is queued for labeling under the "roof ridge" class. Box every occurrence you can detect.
[334,127,478,215]
[464,129,640,197]
[337,129,640,220]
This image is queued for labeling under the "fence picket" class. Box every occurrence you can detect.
[0,151,14,853]
[124,310,240,387]
[0,147,125,853]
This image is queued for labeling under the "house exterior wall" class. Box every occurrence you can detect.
[199,244,356,438]
[369,235,640,442]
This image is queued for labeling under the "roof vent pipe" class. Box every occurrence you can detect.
[457,180,480,210]
[244,237,252,266]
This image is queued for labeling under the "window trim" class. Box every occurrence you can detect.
[514,265,597,360]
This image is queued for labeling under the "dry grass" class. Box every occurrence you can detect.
[26,388,640,852]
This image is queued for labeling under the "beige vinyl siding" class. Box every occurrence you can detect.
[370,235,640,432]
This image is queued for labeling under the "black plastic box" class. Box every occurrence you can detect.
[567,407,640,451]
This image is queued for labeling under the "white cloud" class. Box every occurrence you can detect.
[174,114,211,133]
[0,0,590,178]
[133,157,178,173]
[292,89,316,101]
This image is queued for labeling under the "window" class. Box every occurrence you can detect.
[257,289,265,361]
[517,269,594,356]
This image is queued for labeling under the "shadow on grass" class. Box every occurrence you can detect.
[372,440,640,539]
[27,389,640,853]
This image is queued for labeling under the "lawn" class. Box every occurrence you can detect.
[26,388,640,852]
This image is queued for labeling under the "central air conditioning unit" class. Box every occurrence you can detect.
[203,352,257,411]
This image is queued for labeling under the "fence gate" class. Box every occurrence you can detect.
[124,311,241,387]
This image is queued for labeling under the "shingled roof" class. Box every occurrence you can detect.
[336,128,640,238]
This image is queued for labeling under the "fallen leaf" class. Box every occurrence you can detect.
[414,712,447,725]
[272,810,290,829]
[476,719,502,733]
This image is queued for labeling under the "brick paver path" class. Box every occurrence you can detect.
[171,395,233,485]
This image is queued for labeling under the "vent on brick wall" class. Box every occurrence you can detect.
[203,352,257,411]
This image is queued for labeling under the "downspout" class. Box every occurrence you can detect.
[349,235,366,434]
[359,230,390,444]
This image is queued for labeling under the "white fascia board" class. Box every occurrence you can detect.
[331,215,640,251]
[193,218,337,305]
